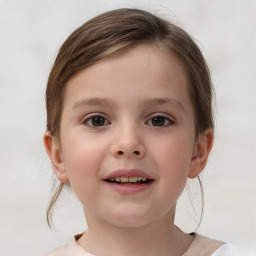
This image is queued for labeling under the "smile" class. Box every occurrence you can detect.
[106,176,153,184]
[103,169,155,194]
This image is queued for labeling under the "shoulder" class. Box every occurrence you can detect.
[44,234,92,256]
[183,234,225,256]
[212,243,252,256]
[184,234,252,256]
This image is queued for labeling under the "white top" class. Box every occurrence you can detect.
[45,234,248,256]
[212,243,247,256]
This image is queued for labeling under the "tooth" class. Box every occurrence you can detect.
[137,177,142,181]
[115,177,121,182]
[142,177,147,181]
[110,178,115,181]
[129,177,137,182]
[121,176,128,182]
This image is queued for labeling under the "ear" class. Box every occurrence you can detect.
[43,131,69,183]
[188,128,214,179]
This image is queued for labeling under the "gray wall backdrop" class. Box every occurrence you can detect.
[0,0,255,255]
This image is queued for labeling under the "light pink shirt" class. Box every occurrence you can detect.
[45,234,245,256]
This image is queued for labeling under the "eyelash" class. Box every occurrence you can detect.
[82,113,175,127]
[145,114,175,127]
[83,113,111,127]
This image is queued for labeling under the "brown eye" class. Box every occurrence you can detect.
[146,115,174,127]
[85,115,110,127]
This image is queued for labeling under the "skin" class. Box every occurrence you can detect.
[44,44,213,256]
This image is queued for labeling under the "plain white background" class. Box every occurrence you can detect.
[0,0,255,255]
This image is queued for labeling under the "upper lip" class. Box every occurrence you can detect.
[103,169,154,180]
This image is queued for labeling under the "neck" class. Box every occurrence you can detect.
[77,209,193,256]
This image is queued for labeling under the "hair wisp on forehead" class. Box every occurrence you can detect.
[45,8,214,227]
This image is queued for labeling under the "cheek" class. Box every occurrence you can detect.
[62,132,106,172]
[153,135,194,171]
[61,136,106,201]
[151,136,194,195]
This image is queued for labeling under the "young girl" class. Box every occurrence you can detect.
[43,8,243,256]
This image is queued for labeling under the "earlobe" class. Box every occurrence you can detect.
[188,128,214,179]
[43,131,69,183]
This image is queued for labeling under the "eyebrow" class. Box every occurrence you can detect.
[142,98,185,112]
[73,97,185,112]
[73,98,116,109]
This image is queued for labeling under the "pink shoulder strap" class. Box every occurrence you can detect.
[183,234,225,256]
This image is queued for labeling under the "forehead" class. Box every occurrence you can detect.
[64,44,190,109]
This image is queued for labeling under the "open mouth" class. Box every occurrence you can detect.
[105,176,154,185]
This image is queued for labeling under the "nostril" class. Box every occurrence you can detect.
[114,149,143,157]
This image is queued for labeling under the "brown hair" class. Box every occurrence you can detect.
[45,8,214,227]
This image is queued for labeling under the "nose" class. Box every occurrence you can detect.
[111,127,146,159]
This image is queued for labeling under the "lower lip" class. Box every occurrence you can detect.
[104,181,154,194]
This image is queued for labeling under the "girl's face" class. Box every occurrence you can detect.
[46,44,212,228]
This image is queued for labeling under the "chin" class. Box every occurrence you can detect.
[104,209,158,229]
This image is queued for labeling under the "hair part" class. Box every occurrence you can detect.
[45,8,214,228]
